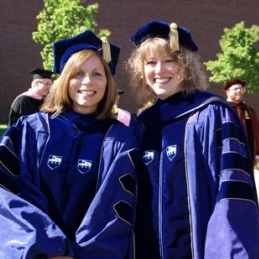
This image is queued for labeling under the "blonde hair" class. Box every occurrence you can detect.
[41,49,117,120]
[126,37,209,107]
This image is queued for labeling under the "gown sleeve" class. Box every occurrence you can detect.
[74,125,138,259]
[0,120,74,259]
[199,104,259,258]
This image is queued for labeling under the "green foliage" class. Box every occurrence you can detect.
[204,22,259,93]
[32,0,110,71]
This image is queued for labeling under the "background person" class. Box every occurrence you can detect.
[127,20,259,258]
[113,89,132,126]
[223,78,259,166]
[0,30,138,259]
[8,68,54,126]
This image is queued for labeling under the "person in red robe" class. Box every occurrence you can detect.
[223,78,259,166]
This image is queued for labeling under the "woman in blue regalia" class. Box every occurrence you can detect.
[127,21,259,258]
[0,30,138,259]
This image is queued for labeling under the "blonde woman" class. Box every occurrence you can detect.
[127,21,259,259]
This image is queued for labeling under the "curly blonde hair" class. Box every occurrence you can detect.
[41,49,117,120]
[126,37,209,107]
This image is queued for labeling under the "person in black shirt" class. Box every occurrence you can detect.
[8,68,54,126]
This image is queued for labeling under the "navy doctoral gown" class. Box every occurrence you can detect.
[133,90,259,259]
[0,110,138,259]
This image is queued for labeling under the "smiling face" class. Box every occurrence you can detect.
[226,83,245,104]
[68,54,107,114]
[144,48,181,100]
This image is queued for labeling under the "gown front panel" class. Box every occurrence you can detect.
[160,115,192,258]
[38,116,111,242]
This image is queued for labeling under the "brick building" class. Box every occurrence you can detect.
[1,0,259,123]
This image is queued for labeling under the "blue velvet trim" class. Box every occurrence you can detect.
[221,121,243,141]
[0,145,20,177]
[114,201,133,225]
[221,153,248,171]
[218,181,255,202]
[0,173,20,194]
[119,174,135,197]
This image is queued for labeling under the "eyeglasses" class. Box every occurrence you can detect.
[38,80,52,86]
[228,87,244,92]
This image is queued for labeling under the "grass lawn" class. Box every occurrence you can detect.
[0,124,8,137]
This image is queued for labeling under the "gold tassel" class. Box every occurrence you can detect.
[101,37,111,63]
[169,23,179,51]
[112,106,119,114]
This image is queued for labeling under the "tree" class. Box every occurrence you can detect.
[32,0,110,71]
[204,21,259,93]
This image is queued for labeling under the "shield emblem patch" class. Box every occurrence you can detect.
[166,145,177,161]
[47,155,62,170]
[143,150,154,165]
[77,159,92,174]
